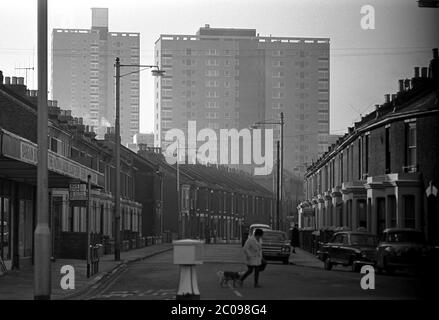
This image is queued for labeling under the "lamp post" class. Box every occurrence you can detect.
[114,58,164,261]
[34,0,51,300]
[251,112,284,230]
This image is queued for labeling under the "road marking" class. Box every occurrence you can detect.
[227,283,242,297]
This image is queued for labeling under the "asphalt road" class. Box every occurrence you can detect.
[85,244,425,300]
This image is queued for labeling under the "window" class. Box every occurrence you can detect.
[318,70,329,80]
[318,81,329,90]
[377,197,386,234]
[272,71,284,78]
[385,126,391,173]
[358,199,367,229]
[404,195,416,228]
[206,70,219,77]
[388,195,397,227]
[405,122,417,171]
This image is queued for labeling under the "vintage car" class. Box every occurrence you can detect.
[261,230,290,264]
[317,231,378,272]
[249,224,271,236]
[376,228,432,274]
[242,223,271,246]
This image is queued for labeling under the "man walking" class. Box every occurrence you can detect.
[240,228,264,288]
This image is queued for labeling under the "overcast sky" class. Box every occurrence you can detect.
[0,0,438,135]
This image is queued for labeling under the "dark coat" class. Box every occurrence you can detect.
[290,227,299,247]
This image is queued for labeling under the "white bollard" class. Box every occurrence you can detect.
[173,239,204,300]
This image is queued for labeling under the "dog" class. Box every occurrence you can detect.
[217,270,244,288]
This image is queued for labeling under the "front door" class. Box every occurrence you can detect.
[0,197,11,269]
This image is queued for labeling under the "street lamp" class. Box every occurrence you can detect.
[251,112,284,230]
[114,57,164,261]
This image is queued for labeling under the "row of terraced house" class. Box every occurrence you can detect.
[298,48,439,248]
[0,73,273,270]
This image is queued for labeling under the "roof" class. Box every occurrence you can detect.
[306,75,439,177]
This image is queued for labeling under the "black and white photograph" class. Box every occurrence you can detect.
[0,0,438,309]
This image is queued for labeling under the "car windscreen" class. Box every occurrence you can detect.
[262,232,286,242]
[350,234,377,246]
[387,231,424,243]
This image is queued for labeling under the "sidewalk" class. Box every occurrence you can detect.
[0,243,172,300]
[288,247,322,269]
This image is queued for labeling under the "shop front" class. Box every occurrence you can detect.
[0,128,104,269]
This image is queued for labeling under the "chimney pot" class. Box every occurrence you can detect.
[404,79,411,90]
[52,100,58,107]
[11,77,17,85]
[48,100,53,107]
[391,93,397,101]
[414,67,420,78]
[17,77,24,85]
[421,67,428,78]
[5,77,10,85]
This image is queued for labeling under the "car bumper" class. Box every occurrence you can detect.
[263,252,290,259]
[353,259,375,267]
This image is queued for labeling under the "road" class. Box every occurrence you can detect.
[83,244,424,300]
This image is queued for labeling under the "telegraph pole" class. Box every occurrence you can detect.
[114,58,121,261]
[34,0,51,300]
[177,141,181,239]
[276,140,280,230]
[113,58,163,258]
[280,112,284,231]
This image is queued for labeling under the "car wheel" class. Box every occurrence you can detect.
[324,257,333,270]
[383,258,395,275]
[351,262,360,273]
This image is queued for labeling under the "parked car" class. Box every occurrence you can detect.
[376,228,432,274]
[249,224,271,236]
[261,230,290,264]
[317,231,378,272]
[242,224,271,246]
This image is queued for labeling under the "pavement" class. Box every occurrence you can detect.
[0,243,172,300]
[289,247,322,268]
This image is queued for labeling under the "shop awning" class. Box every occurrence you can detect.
[0,128,104,188]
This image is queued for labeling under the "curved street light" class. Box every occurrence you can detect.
[113,57,164,261]
[251,112,284,230]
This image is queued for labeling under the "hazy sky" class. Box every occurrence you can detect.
[1,0,438,136]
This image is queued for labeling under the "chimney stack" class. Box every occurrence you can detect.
[398,79,404,92]
[404,79,411,91]
[0,71,3,85]
[414,67,420,78]
[391,93,397,101]
[433,48,438,60]
[421,67,428,78]
[52,100,58,107]
[385,94,391,104]
[11,77,17,85]
[17,77,24,85]
[5,77,10,85]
